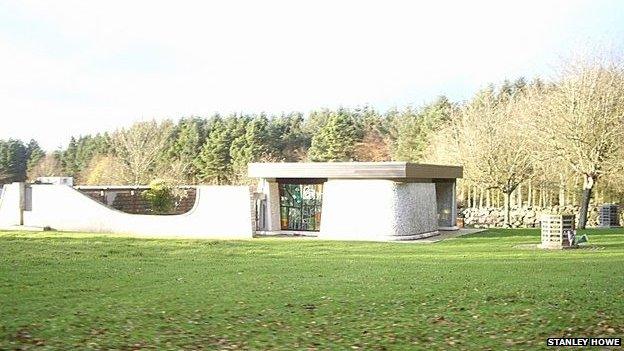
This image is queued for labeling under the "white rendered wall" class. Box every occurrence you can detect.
[319,180,438,241]
[0,182,24,226]
[14,184,253,239]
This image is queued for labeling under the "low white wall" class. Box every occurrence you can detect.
[0,183,23,226]
[14,184,253,239]
[319,180,438,241]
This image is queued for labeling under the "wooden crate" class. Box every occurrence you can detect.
[540,214,576,249]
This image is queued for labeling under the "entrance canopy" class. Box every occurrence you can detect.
[248,162,463,181]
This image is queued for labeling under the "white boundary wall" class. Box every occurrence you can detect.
[0,182,24,226]
[319,180,438,241]
[0,183,253,239]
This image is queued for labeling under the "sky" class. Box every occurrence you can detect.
[1,0,623,151]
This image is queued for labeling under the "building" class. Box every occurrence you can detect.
[0,162,462,242]
[249,162,463,241]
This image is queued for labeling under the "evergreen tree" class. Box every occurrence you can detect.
[195,119,232,184]
[308,110,358,161]
[230,116,270,181]
[25,139,45,173]
[58,133,113,181]
[303,109,332,136]
[391,97,451,162]
[0,139,28,183]
[389,106,426,162]
[61,137,79,176]
[167,117,206,182]
[268,112,311,161]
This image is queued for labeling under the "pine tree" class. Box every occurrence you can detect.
[390,106,426,162]
[195,119,232,185]
[391,97,451,162]
[25,139,45,174]
[230,116,270,181]
[0,139,28,183]
[167,117,205,182]
[308,110,358,161]
[61,137,79,176]
[268,112,310,161]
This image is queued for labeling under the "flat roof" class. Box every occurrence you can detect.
[248,162,462,180]
[73,185,194,190]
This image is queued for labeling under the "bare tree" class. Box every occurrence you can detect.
[353,128,391,161]
[451,89,534,226]
[27,154,63,181]
[531,59,624,228]
[110,120,174,185]
[80,155,126,185]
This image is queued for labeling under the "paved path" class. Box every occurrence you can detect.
[396,228,485,243]
[255,228,486,243]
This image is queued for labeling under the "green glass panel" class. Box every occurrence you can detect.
[278,182,323,231]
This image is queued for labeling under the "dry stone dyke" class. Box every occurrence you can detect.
[459,204,622,228]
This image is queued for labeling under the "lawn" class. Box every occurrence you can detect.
[0,229,623,350]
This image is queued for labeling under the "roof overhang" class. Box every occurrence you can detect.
[248,162,463,180]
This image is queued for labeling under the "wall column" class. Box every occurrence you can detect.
[256,178,281,232]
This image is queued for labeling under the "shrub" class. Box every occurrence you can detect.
[142,179,174,214]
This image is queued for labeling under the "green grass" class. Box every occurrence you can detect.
[1,229,623,350]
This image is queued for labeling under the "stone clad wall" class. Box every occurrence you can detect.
[319,179,438,241]
[460,204,623,228]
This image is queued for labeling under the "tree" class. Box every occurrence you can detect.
[532,59,624,228]
[0,139,28,183]
[308,110,358,162]
[166,117,206,182]
[267,112,311,161]
[451,87,534,225]
[230,116,271,182]
[353,127,391,161]
[142,179,175,214]
[110,120,174,185]
[61,137,79,177]
[389,97,451,162]
[25,139,45,174]
[303,109,332,136]
[59,135,107,179]
[195,119,233,184]
[28,153,63,181]
[79,155,125,185]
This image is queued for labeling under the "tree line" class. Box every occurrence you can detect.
[2,56,623,229]
[10,99,451,186]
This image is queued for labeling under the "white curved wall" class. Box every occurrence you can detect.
[14,184,253,239]
[319,180,438,241]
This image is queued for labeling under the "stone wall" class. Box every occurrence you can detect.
[319,179,438,241]
[79,188,196,215]
[460,204,623,228]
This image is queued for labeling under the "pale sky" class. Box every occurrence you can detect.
[1,0,623,151]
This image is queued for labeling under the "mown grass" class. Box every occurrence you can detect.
[0,228,623,350]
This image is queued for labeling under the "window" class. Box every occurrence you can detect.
[278,182,323,231]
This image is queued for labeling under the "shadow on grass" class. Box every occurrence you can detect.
[461,227,624,242]
[462,228,540,239]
